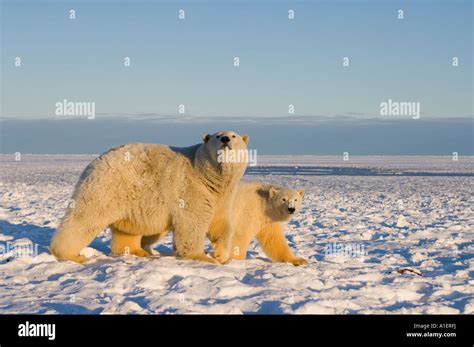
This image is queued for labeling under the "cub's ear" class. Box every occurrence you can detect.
[298,189,305,198]
[202,133,211,143]
[241,134,249,145]
[269,186,278,198]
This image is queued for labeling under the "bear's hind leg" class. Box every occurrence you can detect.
[50,214,109,263]
[111,227,151,257]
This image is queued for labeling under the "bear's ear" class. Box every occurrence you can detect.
[298,189,305,198]
[269,186,278,198]
[202,133,211,143]
[241,134,249,145]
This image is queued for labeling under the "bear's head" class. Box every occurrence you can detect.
[267,186,305,222]
[201,130,250,172]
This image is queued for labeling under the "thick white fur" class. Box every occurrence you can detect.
[230,181,307,266]
[50,131,249,264]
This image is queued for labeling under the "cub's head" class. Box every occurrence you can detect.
[202,130,249,168]
[267,186,305,221]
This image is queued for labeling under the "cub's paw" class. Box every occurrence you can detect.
[112,247,152,258]
[289,257,308,266]
[131,248,152,258]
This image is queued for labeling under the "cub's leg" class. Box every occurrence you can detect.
[110,226,151,257]
[256,223,308,266]
[208,217,234,264]
[141,232,169,255]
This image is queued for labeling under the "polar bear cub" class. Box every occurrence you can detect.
[142,180,308,265]
[50,131,249,264]
[230,181,307,266]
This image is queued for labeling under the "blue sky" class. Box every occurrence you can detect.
[0,0,472,154]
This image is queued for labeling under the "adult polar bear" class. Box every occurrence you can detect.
[50,131,249,264]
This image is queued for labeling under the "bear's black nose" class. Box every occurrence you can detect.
[220,136,230,144]
[288,207,295,214]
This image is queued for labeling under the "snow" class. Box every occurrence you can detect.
[0,154,473,314]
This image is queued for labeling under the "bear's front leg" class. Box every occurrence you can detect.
[230,236,252,260]
[208,217,234,264]
[256,223,308,266]
[173,214,219,264]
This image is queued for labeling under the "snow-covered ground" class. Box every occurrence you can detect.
[0,154,473,314]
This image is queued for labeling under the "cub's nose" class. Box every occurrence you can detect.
[288,207,296,214]
[220,136,230,144]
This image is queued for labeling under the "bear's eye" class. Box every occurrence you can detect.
[216,135,220,139]
[232,135,236,138]
[295,199,298,202]
[282,198,286,202]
